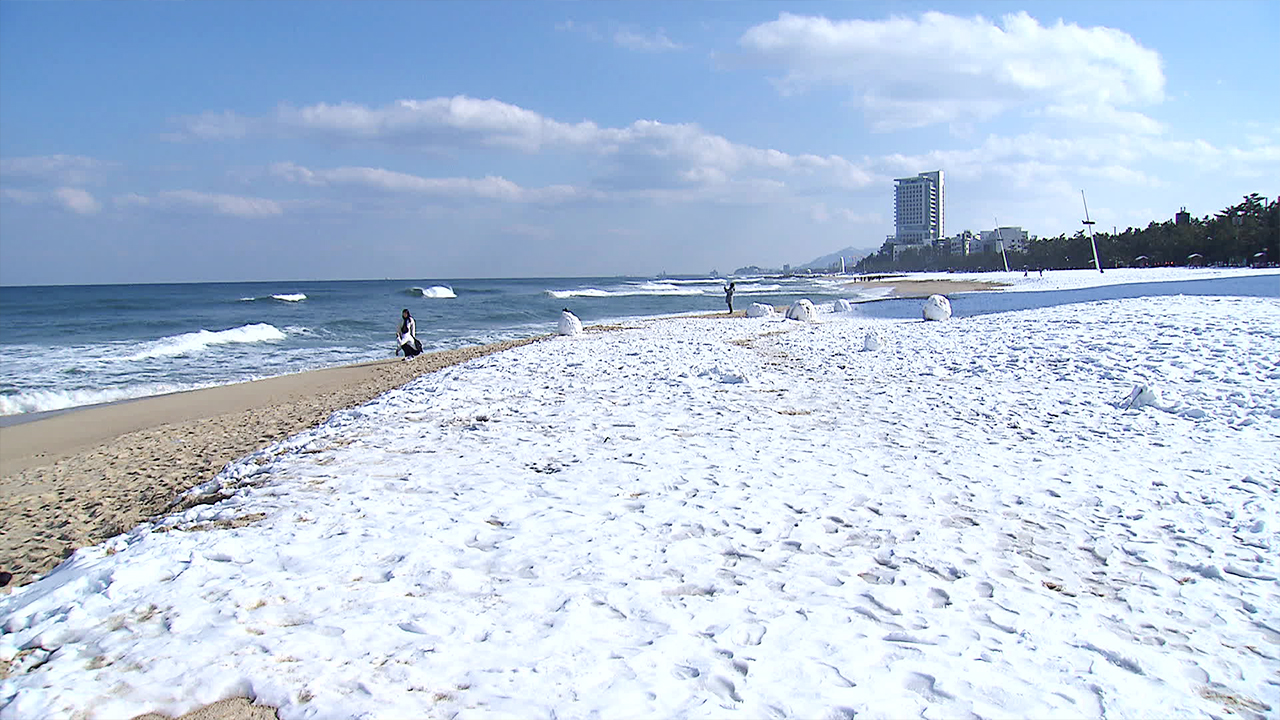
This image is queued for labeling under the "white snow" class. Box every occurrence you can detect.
[557,309,583,336]
[785,299,817,322]
[901,266,1278,294]
[3,283,1280,720]
[922,294,952,321]
[746,303,774,318]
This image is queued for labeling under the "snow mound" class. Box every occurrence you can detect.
[834,299,853,313]
[863,333,881,351]
[922,294,952,321]
[1119,384,1160,410]
[746,302,774,318]
[1117,384,1180,414]
[698,367,748,384]
[786,299,817,322]
[557,309,583,336]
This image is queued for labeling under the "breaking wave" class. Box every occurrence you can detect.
[238,293,307,302]
[0,382,201,416]
[545,282,707,300]
[407,286,457,299]
[125,323,288,360]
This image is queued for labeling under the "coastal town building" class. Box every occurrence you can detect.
[946,230,977,256]
[892,239,929,261]
[979,226,1030,254]
[893,170,945,244]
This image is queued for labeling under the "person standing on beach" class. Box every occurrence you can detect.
[724,282,736,314]
[398,308,422,358]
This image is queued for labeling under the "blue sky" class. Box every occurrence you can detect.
[1,1,1276,284]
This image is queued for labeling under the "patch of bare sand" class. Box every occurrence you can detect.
[132,697,277,720]
[845,278,1008,297]
[0,337,544,589]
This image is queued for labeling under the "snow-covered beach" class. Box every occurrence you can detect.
[3,269,1279,719]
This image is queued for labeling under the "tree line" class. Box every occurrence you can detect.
[855,193,1278,273]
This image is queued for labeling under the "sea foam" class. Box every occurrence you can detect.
[0,382,200,416]
[546,282,706,299]
[238,293,307,302]
[126,323,287,361]
[407,286,457,299]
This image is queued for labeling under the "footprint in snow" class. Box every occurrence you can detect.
[904,672,954,702]
[706,675,743,704]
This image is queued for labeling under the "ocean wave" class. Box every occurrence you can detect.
[406,286,457,299]
[238,293,307,302]
[734,284,783,294]
[657,278,725,286]
[0,382,200,416]
[125,323,288,361]
[545,283,707,299]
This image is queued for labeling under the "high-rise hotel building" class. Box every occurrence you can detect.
[894,170,945,244]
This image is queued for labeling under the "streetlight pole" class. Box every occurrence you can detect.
[1082,190,1103,274]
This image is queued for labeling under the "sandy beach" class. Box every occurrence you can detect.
[844,277,1009,297]
[2,270,1277,720]
[0,337,545,590]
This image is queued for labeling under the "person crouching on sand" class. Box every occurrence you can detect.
[724,282,736,314]
[398,308,423,359]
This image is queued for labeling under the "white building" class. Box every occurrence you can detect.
[979,226,1030,254]
[894,170,945,244]
[946,230,977,256]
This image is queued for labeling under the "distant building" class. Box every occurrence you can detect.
[894,170,945,244]
[892,240,929,261]
[946,230,977,256]
[1175,207,1191,226]
[980,226,1030,254]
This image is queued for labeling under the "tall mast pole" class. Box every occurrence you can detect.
[994,217,1009,272]
[1082,190,1103,274]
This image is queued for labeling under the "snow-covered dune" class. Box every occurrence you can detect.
[3,294,1278,720]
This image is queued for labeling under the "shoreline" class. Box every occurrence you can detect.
[5,293,1275,719]
[0,336,546,589]
[844,277,1010,297]
[2,270,1268,588]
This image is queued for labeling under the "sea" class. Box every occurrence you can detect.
[1,273,1276,419]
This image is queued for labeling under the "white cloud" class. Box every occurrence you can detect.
[117,190,283,218]
[174,97,878,195]
[0,186,101,214]
[1,188,41,205]
[1038,104,1163,135]
[0,155,106,185]
[738,11,1166,132]
[269,162,587,203]
[173,97,606,152]
[613,29,682,52]
[556,20,682,52]
[876,130,1280,190]
[810,203,881,224]
[554,20,604,42]
[54,187,102,215]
